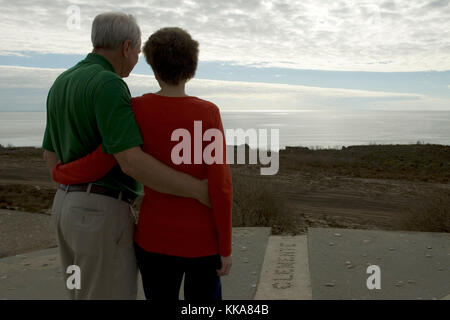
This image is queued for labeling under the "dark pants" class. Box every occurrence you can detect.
[134,243,222,301]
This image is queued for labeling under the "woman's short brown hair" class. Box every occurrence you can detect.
[143,27,199,85]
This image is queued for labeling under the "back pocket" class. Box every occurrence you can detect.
[70,206,106,231]
[68,206,106,255]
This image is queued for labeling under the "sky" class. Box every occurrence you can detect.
[0,0,449,112]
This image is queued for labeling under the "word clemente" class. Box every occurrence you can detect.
[171,121,279,175]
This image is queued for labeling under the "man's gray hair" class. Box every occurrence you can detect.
[91,12,141,49]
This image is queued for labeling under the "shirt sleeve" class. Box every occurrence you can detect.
[207,106,233,257]
[52,144,117,185]
[94,78,143,154]
[42,93,55,151]
[42,124,54,152]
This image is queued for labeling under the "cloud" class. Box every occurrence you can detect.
[422,0,449,9]
[0,0,449,72]
[0,65,62,88]
[1,65,449,112]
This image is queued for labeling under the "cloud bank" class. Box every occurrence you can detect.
[1,65,449,112]
[0,0,449,71]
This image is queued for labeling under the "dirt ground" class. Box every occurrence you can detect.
[0,145,449,258]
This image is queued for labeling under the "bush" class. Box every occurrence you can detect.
[401,190,450,233]
[231,171,299,234]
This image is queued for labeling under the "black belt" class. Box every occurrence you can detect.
[59,183,135,205]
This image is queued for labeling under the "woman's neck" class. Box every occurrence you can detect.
[156,83,188,97]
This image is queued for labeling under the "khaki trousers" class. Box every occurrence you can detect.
[51,187,138,300]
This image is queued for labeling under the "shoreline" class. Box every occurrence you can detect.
[3,109,450,150]
[1,140,450,150]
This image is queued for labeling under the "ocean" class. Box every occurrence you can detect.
[1,110,450,149]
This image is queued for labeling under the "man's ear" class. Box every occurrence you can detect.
[122,40,132,58]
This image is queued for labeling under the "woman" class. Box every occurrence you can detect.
[52,27,232,301]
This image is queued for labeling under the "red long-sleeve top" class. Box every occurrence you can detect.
[52,93,233,258]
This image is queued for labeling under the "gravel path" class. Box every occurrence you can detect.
[0,209,56,258]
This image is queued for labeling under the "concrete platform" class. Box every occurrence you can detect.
[307,227,450,300]
[0,227,271,300]
[2,225,449,300]
[220,227,271,299]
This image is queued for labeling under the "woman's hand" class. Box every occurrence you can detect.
[216,255,232,276]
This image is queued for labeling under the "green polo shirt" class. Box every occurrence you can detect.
[42,53,143,196]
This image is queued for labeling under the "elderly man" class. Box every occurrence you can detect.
[42,12,210,300]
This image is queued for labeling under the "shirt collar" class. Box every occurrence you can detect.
[85,52,116,73]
